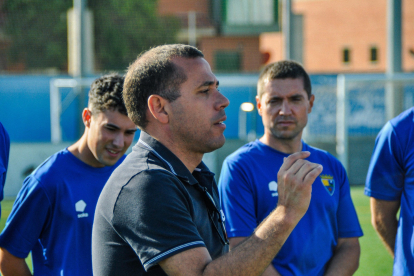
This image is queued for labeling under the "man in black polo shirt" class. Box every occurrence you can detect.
[92,44,323,276]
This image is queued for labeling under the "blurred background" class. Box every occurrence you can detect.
[1,0,414,192]
[1,0,414,274]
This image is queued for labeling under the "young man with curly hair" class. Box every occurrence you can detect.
[0,74,137,276]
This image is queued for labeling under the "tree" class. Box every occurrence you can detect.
[2,0,180,72]
[91,0,180,71]
[2,0,72,71]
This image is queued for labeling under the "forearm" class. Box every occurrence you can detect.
[370,198,400,257]
[373,217,398,257]
[324,238,360,276]
[261,264,281,276]
[203,206,300,276]
[229,238,281,276]
[0,248,32,276]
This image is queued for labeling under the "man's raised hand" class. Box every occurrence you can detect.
[277,151,323,221]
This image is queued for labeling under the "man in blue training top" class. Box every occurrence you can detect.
[0,74,137,276]
[219,60,363,276]
[365,107,414,275]
[0,121,10,220]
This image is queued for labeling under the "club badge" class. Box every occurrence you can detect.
[320,174,335,196]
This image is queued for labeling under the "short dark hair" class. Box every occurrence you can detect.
[88,73,127,116]
[257,60,312,99]
[123,44,204,129]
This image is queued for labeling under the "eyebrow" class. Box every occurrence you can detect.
[106,123,137,132]
[197,80,219,89]
[270,93,304,99]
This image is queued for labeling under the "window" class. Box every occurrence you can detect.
[370,47,378,62]
[219,0,280,35]
[214,51,241,72]
[342,48,350,63]
[226,0,276,25]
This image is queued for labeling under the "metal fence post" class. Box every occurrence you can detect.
[336,74,348,171]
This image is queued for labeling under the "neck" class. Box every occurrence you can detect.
[68,134,104,168]
[259,133,303,154]
[165,144,203,173]
[144,126,203,173]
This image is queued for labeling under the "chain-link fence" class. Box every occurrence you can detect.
[304,74,414,185]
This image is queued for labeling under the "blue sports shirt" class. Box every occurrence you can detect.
[365,107,414,275]
[219,140,363,276]
[0,149,125,275]
[0,122,10,218]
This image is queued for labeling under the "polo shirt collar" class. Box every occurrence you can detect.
[136,131,213,185]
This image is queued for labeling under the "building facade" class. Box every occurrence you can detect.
[158,0,414,73]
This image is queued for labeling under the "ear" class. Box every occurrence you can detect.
[256,95,263,116]
[308,94,315,114]
[82,108,92,127]
[147,95,169,124]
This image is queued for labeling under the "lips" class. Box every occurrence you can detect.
[275,116,296,125]
[214,116,227,126]
[106,148,121,157]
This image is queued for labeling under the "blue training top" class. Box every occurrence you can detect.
[219,140,363,276]
[0,148,125,275]
[0,121,10,218]
[365,107,414,276]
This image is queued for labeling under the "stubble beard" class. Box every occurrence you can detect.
[269,124,302,141]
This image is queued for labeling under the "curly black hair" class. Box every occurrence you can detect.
[123,44,204,129]
[88,73,128,116]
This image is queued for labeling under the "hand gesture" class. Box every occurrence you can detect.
[276,151,323,220]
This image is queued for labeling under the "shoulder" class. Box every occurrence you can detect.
[29,149,73,186]
[103,160,187,210]
[389,107,414,129]
[0,122,9,144]
[224,141,265,166]
[382,107,414,144]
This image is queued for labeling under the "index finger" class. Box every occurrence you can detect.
[280,151,311,173]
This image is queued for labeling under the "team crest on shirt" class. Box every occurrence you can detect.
[320,175,335,196]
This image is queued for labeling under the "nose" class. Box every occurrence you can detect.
[112,133,124,148]
[215,90,230,110]
[279,101,292,115]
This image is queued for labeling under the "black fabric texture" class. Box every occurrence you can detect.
[92,131,228,276]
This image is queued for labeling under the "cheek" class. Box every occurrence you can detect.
[124,136,134,147]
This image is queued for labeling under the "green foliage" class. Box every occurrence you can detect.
[2,0,180,72]
[91,0,180,71]
[3,0,72,70]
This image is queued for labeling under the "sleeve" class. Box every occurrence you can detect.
[111,170,205,271]
[0,122,10,197]
[0,175,51,258]
[365,122,404,200]
[218,157,257,238]
[336,164,363,238]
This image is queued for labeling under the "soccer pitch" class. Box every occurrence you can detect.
[0,186,393,274]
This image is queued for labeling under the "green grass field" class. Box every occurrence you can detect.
[0,186,393,275]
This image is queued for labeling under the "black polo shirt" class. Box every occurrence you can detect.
[92,131,229,276]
